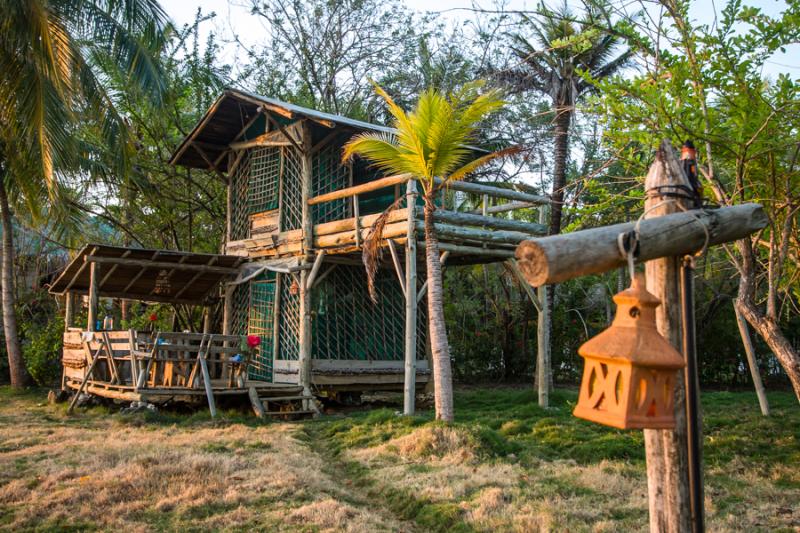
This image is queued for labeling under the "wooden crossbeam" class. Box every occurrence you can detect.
[86,255,238,275]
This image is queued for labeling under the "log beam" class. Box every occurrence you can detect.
[428,210,546,234]
[433,177,549,204]
[515,203,767,287]
[84,256,239,275]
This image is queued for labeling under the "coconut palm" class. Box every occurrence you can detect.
[343,82,514,421]
[0,0,170,387]
[505,1,631,236]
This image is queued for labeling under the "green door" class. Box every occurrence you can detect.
[248,280,275,382]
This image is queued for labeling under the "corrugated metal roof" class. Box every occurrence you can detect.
[169,88,486,171]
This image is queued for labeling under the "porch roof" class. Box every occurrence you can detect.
[48,244,246,305]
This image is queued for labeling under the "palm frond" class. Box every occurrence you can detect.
[446,145,524,184]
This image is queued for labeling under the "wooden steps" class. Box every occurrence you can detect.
[247,386,318,419]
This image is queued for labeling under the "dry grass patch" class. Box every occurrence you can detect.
[352,425,478,465]
[0,390,406,532]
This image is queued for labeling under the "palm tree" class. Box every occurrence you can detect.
[501,2,631,403]
[343,82,514,421]
[506,1,631,236]
[0,0,170,387]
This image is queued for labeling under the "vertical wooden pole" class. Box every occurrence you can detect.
[64,293,74,331]
[643,143,691,533]
[272,274,282,380]
[298,121,314,396]
[226,152,233,245]
[536,205,551,406]
[203,307,212,334]
[222,285,233,335]
[404,180,418,415]
[734,303,770,415]
[87,262,100,332]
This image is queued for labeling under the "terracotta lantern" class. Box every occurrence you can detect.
[573,273,685,430]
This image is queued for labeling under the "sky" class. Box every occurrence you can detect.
[161,0,799,80]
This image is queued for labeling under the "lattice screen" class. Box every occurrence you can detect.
[281,147,304,230]
[312,141,351,223]
[312,264,427,361]
[230,150,252,241]
[248,280,275,380]
[247,146,281,214]
[277,273,301,361]
[230,282,250,338]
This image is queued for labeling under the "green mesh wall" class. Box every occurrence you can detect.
[312,140,351,223]
[247,147,281,214]
[277,273,301,360]
[281,148,304,230]
[312,264,427,361]
[248,280,275,381]
[230,150,252,241]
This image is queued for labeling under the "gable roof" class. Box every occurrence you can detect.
[169,88,392,171]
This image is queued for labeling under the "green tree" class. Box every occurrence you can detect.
[595,0,800,401]
[342,82,513,421]
[0,0,170,387]
[503,1,631,237]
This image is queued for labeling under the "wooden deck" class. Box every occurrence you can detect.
[63,329,317,418]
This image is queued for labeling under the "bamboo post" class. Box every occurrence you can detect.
[642,144,692,533]
[222,285,233,335]
[404,180,418,415]
[734,303,770,415]
[248,386,266,418]
[298,121,314,400]
[199,355,217,418]
[537,205,551,406]
[87,263,100,332]
[64,293,74,331]
[203,307,212,334]
[353,194,361,248]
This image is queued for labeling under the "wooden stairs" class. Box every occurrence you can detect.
[247,385,319,419]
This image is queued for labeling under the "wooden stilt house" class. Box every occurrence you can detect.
[52,88,549,411]
[170,89,549,397]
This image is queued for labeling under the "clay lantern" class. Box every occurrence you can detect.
[573,273,685,430]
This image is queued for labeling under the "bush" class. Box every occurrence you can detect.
[22,314,64,386]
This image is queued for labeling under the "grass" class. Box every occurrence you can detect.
[0,385,798,532]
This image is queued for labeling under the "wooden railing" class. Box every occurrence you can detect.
[307,174,550,207]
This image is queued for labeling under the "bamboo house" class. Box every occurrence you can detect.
[51,88,549,414]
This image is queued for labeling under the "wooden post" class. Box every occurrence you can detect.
[734,303,770,415]
[537,205,551,406]
[404,180,418,415]
[298,121,314,397]
[64,293,74,331]
[226,154,233,245]
[203,307,212,334]
[87,262,100,332]
[643,144,692,533]
[199,355,217,418]
[222,285,233,335]
[248,386,266,419]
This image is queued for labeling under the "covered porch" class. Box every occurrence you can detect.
[48,244,316,418]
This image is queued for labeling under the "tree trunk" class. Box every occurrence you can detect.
[733,303,770,415]
[543,108,571,400]
[0,178,27,387]
[549,105,572,237]
[423,196,454,422]
[735,237,800,402]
